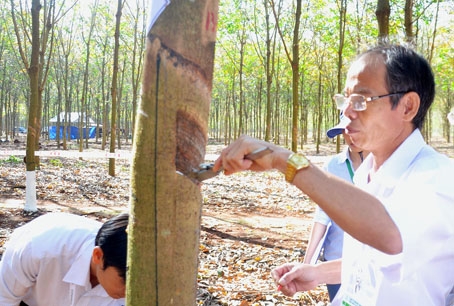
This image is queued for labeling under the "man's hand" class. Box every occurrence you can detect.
[213,135,290,175]
[271,263,320,297]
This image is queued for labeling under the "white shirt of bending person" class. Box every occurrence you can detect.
[0,213,125,306]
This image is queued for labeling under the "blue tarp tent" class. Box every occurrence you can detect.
[49,126,96,140]
[48,112,98,140]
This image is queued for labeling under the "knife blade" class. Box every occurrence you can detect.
[188,146,273,182]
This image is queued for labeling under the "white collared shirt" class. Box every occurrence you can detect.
[0,213,125,306]
[332,129,454,306]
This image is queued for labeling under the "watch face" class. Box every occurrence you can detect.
[285,153,309,182]
[289,154,309,168]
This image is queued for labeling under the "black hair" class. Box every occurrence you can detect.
[362,44,435,129]
[95,213,129,280]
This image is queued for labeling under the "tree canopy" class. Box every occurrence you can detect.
[0,0,453,149]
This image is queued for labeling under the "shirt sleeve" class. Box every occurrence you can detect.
[0,234,37,305]
[313,205,331,225]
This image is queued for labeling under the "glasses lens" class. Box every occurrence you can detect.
[333,94,346,110]
[350,95,367,111]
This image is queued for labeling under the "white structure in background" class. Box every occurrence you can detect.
[49,112,95,125]
[25,171,37,211]
[448,111,454,126]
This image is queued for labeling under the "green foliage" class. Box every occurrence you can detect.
[0,0,147,143]
[48,158,63,167]
[210,0,454,145]
[1,0,453,147]
[1,155,22,164]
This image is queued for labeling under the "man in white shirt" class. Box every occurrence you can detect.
[212,44,454,305]
[0,212,128,306]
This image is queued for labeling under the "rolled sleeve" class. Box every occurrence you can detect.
[313,206,331,225]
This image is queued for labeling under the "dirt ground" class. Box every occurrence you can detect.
[1,135,453,305]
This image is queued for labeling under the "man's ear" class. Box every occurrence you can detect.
[401,91,420,122]
[92,246,104,265]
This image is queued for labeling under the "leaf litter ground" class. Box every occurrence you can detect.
[1,137,453,305]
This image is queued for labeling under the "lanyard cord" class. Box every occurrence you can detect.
[345,158,355,182]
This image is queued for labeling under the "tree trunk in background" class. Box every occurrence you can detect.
[273,55,281,144]
[423,0,440,143]
[100,35,109,151]
[108,0,124,177]
[335,0,347,153]
[59,22,75,151]
[290,0,301,152]
[11,0,61,210]
[24,0,41,212]
[81,1,98,151]
[316,65,323,154]
[404,0,414,45]
[237,26,246,137]
[129,0,146,144]
[117,56,126,150]
[35,0,56,160]
[127,1,218,304]
[376,0,390,43]
[271,0,301,151]
[54,79,62,146]
[263,0,274,142]
[0,63,6,138]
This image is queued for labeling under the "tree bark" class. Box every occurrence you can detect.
[127,1,219,304]
[237,26,246,138]
[335,0,347,153]
[129,0,146,144]
[81,2,98,151]
[290,0,302,152]
[376,0,390,44]
[109,0,124,177]
[23,0,41,211]
[270,0,302,152]
[404,0,414,45]
[264,0,273,142]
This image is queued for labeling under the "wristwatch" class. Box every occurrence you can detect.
[285,153,310,183]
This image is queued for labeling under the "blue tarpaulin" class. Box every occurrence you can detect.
[49,126,96,140]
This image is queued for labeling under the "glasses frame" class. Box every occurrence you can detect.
[333,92,407,111]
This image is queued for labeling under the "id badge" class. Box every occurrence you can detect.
[341,245,381,306]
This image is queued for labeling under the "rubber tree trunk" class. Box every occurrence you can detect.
[24,0,42,212]
[126,1,219,305]
[109,0,123,177]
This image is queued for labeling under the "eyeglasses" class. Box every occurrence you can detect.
[333,92,407,111]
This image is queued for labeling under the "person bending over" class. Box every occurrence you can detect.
[0,212,128,306]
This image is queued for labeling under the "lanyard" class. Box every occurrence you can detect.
[345,159,355,182]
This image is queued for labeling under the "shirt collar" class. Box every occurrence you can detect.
[354,129,426,188]
[81,283,111,298]
[62,238,94,288]
[336,146,350,164]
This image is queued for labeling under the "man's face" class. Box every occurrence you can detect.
[97,265,126,299]
[92,247,126,299]
[342,54,407,157]
[343,131,362,153]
